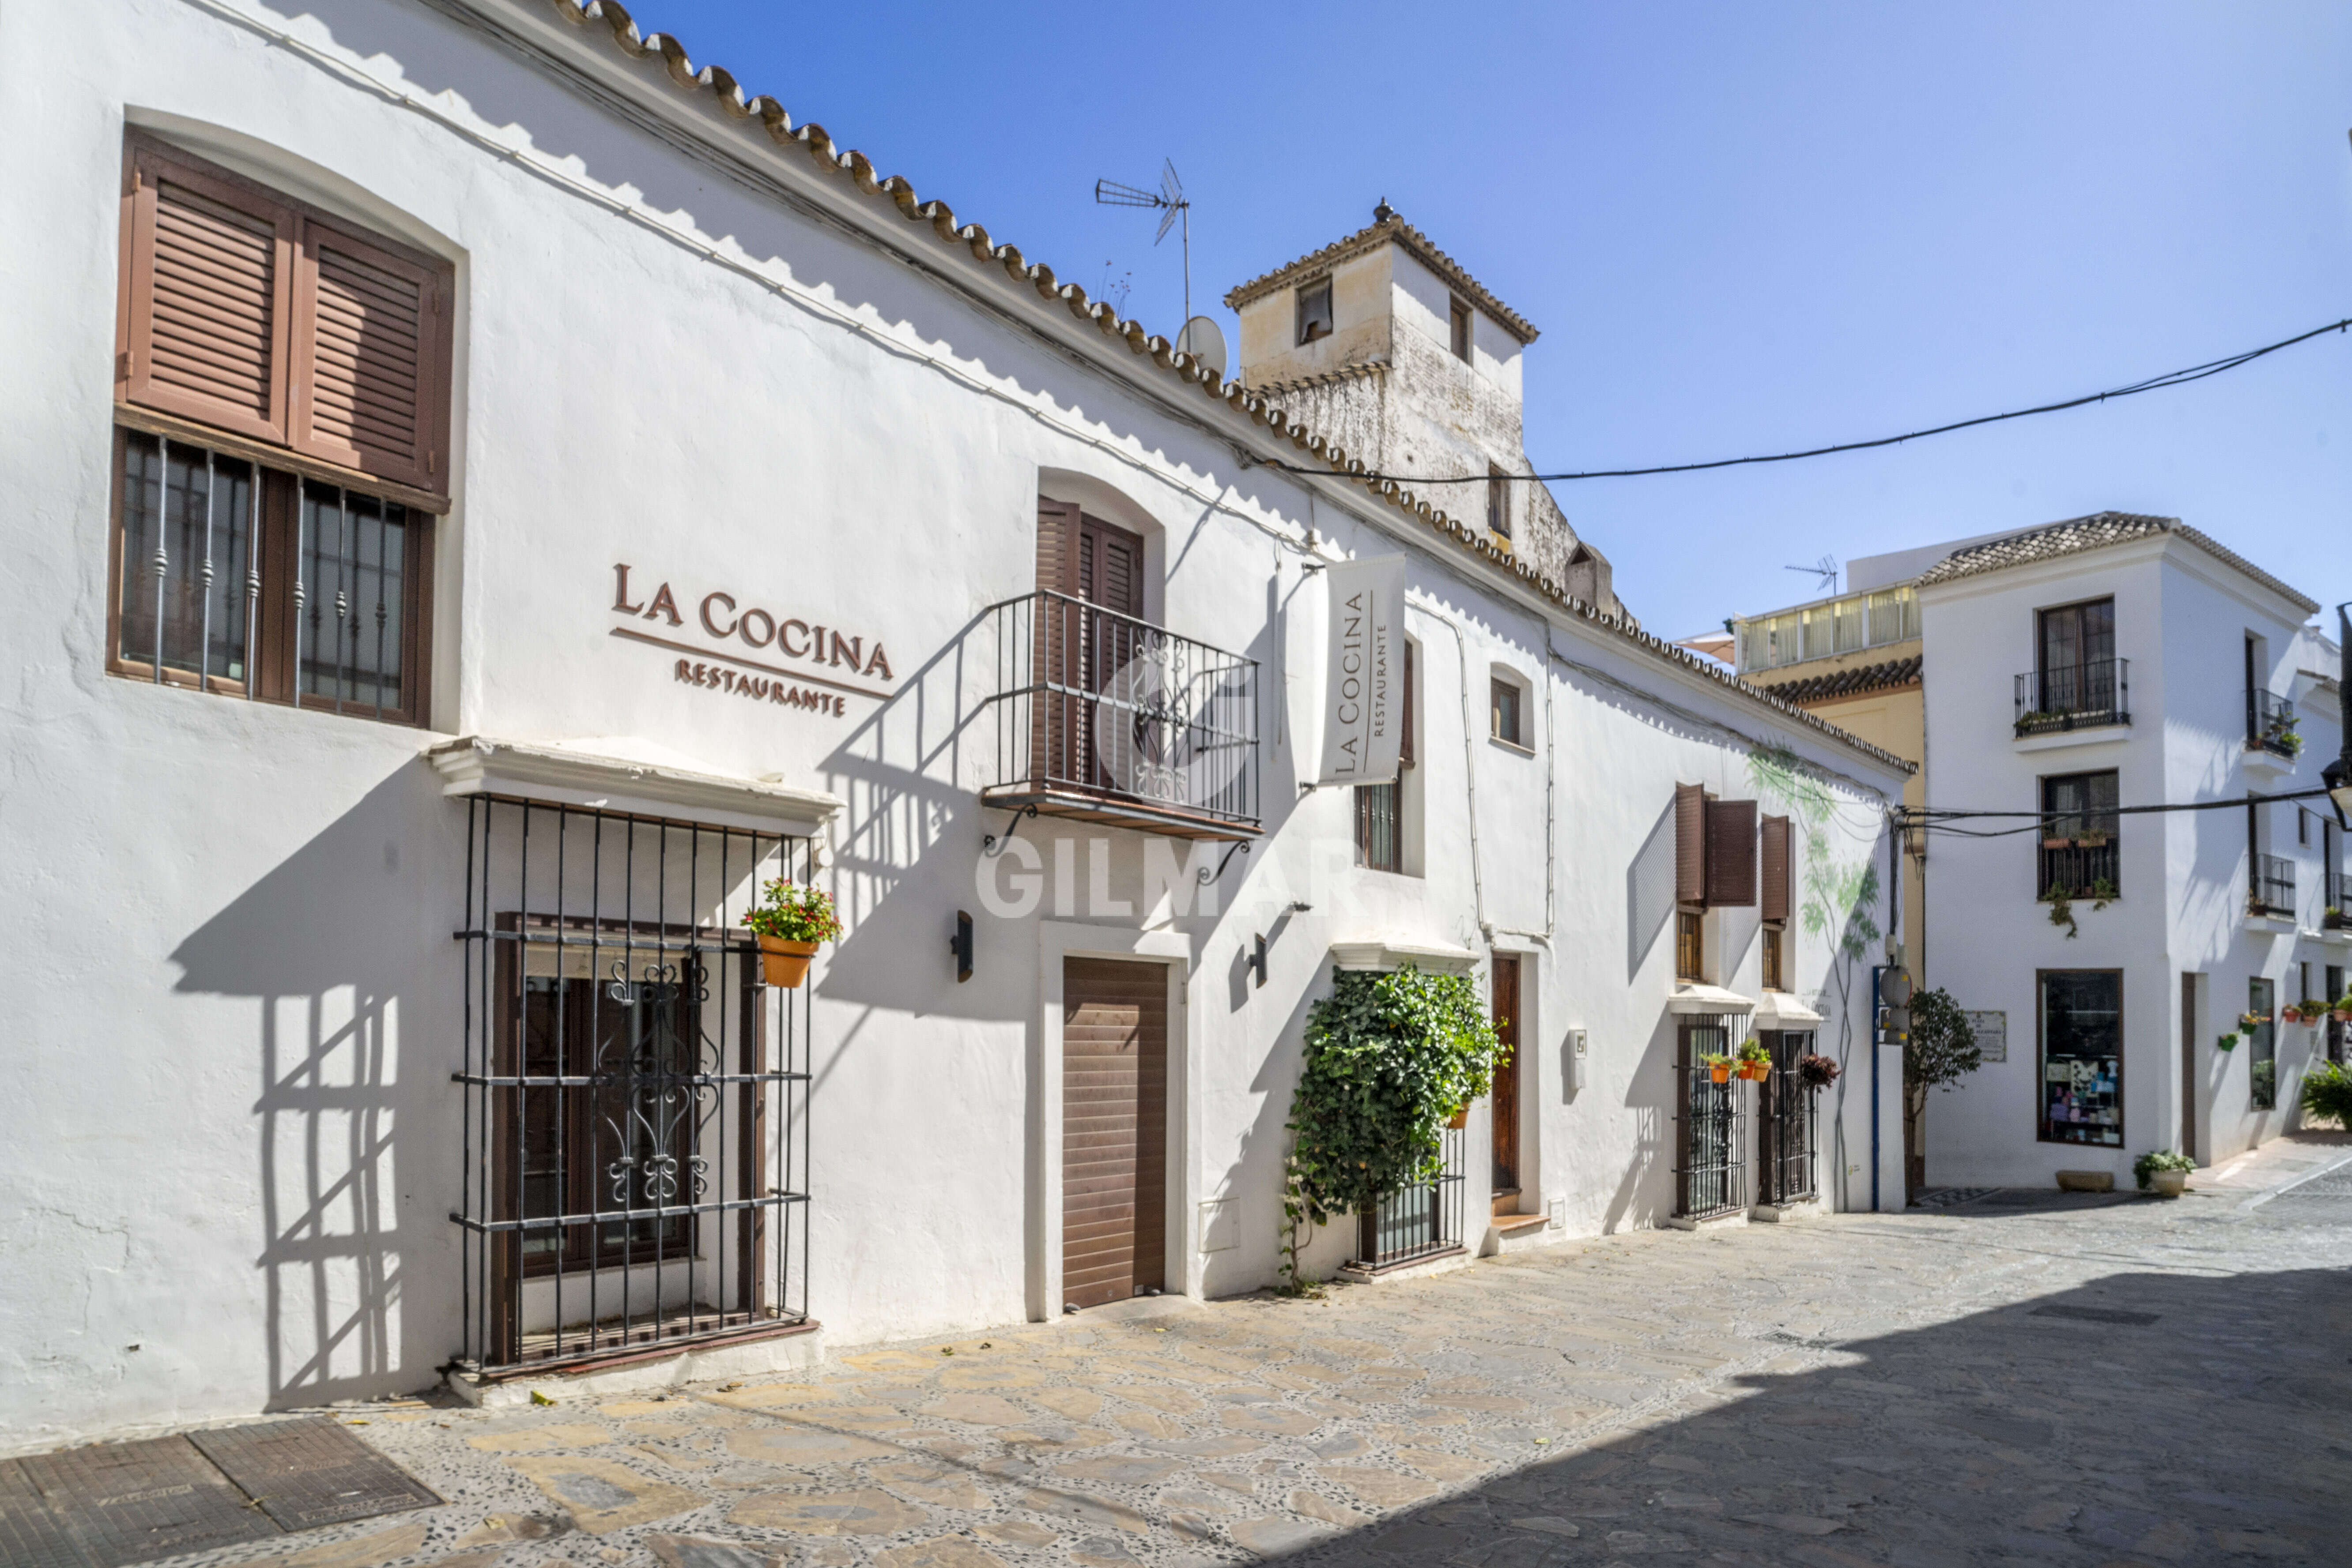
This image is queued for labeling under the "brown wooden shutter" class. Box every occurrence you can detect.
[1706,799,1759,908]
[1062,957,1167,1310]
[1037,500,1081,594]
[1760,814,1792,923]
[119,146,294,443]
[290,220,449,490]
[1675,783,1707,905]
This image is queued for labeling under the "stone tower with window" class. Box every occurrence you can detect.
[1223,201,1622,620]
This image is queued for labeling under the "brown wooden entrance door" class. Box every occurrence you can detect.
[1491,955,1521,1202]
[1062,957,1168,1310]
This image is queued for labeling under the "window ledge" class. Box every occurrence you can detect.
[430,734,843,836]
[2242,910,2296,935]
[2243,748,2299,779]
[2012,725,2130,754]
[1330,939,1478,974]
[1488,736,1536,758]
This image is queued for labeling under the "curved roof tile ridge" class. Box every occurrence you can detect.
[1220,208,1539,344]
[530,0,1907,778]
[1914,510,2316,613]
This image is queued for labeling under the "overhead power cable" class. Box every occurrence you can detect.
[1895,786,2344,840]
[1257,313,2352,484]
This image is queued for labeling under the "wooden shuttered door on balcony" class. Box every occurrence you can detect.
[117,137,451,497]
[1759,814,1793,923]
[1675,783,1708,905]
[1706,799,1759,908]
[1062,957,1167,1311]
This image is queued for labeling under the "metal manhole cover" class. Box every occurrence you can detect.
[188,1419,439,1532]
[13,1437,276,1568]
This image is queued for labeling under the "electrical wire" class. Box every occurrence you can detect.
[1256,314,2352,484]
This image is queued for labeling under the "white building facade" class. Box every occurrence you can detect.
[1914,515,2342,1187]
[0,0,1907,1450]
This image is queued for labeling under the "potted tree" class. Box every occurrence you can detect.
[2132,1150,2194,1199]
[1737,1038,1772,1081]
[740,878,842,988]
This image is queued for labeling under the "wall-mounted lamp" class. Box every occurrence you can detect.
[950,910,974,983]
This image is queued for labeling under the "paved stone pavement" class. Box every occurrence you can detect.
[109,1136,2352,1568]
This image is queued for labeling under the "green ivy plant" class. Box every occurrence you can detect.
[1277,966,1505,1294]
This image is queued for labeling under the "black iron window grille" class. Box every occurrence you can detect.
[2247,688,2297,757]
[453,797,812,1376]
[1354,783,1401,872]
[1756,1031,1817,1206]
[2247,977,2278,1110]
[2326,873,2350,931]
[1353,1123,1465,1270]
[1675,911,1703,984]
[985,590,1258,836]
[1674,1015,1746,1220]
[2014,657,2129,736]
[113,428,427,724]
[2250,854,2295,919]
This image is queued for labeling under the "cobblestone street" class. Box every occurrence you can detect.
[127,1136,2352,1568]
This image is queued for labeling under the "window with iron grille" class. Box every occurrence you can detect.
[1762,923,1785,992]
[1675,1016,1744,1220]
[111,430,430,724]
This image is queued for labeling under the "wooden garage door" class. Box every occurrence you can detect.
[1063,957,1167,1310]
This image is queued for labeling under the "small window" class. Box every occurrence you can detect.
[1450,297,1472,361]
[1676,910,1703,983]
[111,430,430,724]
[2039,970,2122,1146]
[2247,976,2277,1109]
[2038,770,2118,899]
[1296,279,1333,345]
[1762,924,1784,992]
[1354,783,1400,873]
[1490,677,1522,747]
[1486,465,1510,542]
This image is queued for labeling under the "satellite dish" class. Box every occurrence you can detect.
[1175,316,1227,377]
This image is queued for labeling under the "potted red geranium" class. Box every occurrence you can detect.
[741,878,842,988]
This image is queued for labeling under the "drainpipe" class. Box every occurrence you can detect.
[1870,964,1884,1213]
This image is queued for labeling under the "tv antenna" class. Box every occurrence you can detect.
[1095,160,1192,335]
[1784,554,1839,595]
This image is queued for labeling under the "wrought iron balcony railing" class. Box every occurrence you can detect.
[984,590,1260,840]
[2324,871,2349,931]
[2014,658,2129,736]
[2247,688,2299,758]
[2250,853,2296,919]
[2039,840,2118,901]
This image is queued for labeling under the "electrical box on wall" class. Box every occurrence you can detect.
[1562,1028,1587,1095]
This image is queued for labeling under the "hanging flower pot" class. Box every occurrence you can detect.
[1446,1106,1469,1130]
[2282,1006,2303,1025]
[2333,1007,2352,1024]
[740,878,843,989]
[757,934,819,988]
[1710,1064,1732,1084]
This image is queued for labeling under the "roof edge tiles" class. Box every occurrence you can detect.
[1752,655,1925,706]
[1221,209,1540,345]
[1914,511,2318,614]
[477,0,1907,781]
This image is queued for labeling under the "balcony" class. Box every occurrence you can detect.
[2324,872,2349,934]
[2247,689,2300,760]
[982,590,1260,841]
[2038,839,2118,901]
[2250,853,2295,920]
[2014,659,2129,738]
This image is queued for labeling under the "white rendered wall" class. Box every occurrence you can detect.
[0,0,1903,1447]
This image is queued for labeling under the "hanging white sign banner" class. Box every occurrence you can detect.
[1315,554,1408,787]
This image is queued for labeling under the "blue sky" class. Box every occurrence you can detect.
[633,0,2352,641]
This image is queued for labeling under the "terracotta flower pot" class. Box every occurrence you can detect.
[1446,1108,1468,1130]
[2150,1169,2187,1199]
[1709,1064,1731,1084]
[757,933,819,988]
[2282,1007,2303,1025]
[2333,1009,2352,1023]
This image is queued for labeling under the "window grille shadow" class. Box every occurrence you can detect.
[166,763,458,1410]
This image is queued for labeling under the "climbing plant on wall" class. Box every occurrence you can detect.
[1278,965,1505,1293]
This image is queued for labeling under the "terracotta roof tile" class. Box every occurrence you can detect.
[1221,207,1539,344]
[1754,655,1924,705]
[521,1,1906,780]
[1913,511,2317,613]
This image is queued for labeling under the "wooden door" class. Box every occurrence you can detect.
[2179,972,2197,1155]
[1491,955,1521,1199]
[1062,957,1167,1309]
